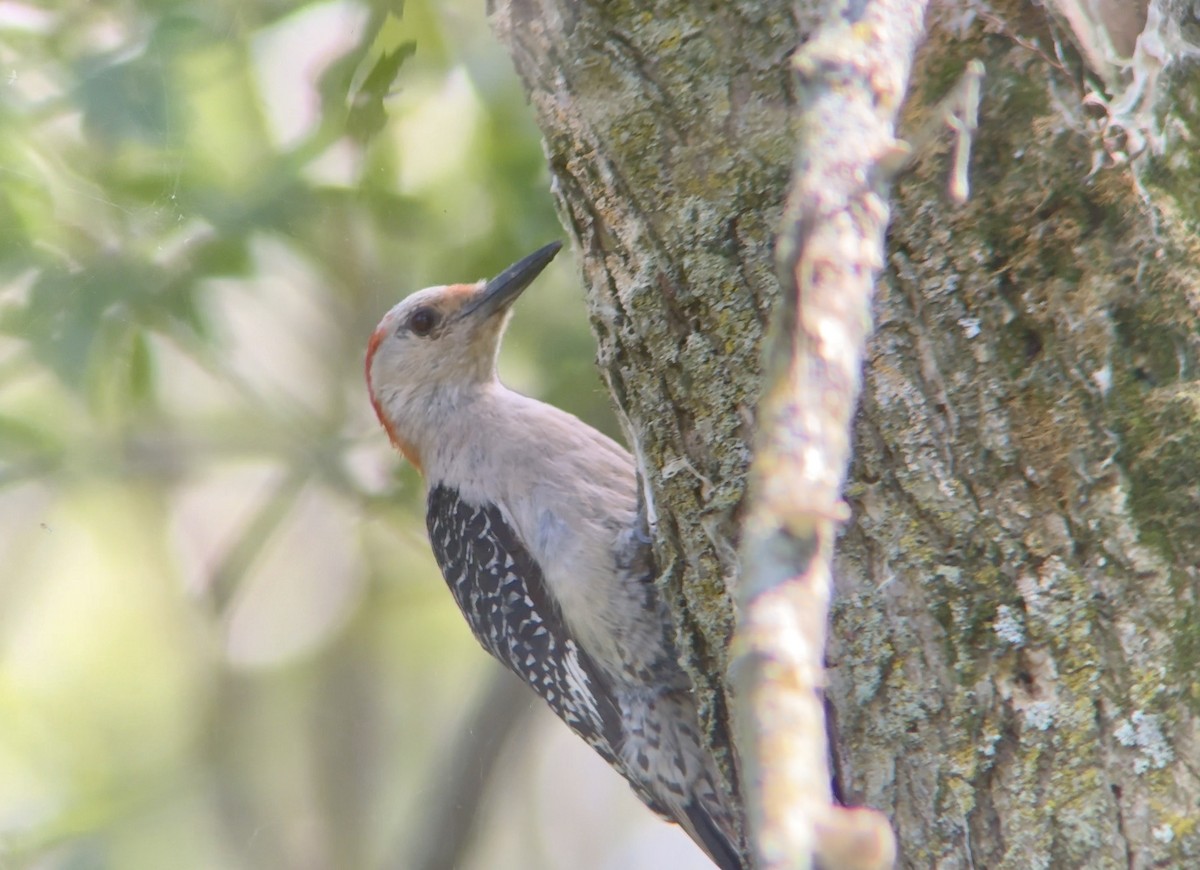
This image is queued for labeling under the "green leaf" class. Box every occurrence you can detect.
[346,42,416,145]
[75,53,177,146]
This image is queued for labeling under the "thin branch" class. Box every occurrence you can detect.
[729,2,930,868]
[207,469,310,617]
[401,666,533,870]
[904,59,985,203]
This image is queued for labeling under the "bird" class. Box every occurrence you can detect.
[365,241,745,869]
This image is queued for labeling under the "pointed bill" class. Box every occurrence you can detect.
[459,241,562,322]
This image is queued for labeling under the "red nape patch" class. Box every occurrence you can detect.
[365,326,424,474]
[365,325,386,375]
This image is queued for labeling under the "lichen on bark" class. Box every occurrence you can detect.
[830,3,1200,866]
[494,0,1200,865]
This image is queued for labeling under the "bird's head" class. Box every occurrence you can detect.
[366,241,562,472]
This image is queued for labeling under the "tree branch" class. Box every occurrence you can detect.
[729,2,929,867]
[402,667,532,870]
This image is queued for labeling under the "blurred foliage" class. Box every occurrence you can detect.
[0,1,708,868]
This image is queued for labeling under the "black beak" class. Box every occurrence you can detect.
[461,241,562,321]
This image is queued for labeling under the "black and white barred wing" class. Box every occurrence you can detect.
[426,484,624,764]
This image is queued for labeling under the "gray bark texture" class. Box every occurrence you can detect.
[493,0,1200,867]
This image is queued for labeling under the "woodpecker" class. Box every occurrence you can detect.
[366,242,744,869]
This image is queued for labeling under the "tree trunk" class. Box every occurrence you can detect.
[493,0,1200,866]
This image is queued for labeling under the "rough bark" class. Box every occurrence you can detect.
[493,0,1200,866]
[831,3,1200,866]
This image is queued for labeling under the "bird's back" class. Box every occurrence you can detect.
[421,387,745,868]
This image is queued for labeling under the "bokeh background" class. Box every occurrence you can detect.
[0,1,712,867]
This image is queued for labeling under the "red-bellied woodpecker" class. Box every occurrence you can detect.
[366,242,744,869]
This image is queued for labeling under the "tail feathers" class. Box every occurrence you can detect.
[681,799,746,870]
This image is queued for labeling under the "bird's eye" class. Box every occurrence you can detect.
[408,307,439,337]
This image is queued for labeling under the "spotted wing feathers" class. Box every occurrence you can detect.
[426,484,624,764]
[426,484,745,869]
